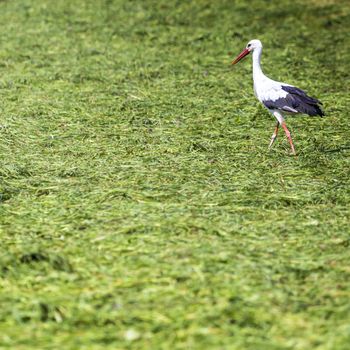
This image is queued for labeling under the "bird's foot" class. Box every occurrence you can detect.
[290,144,296,155]
[268,135,277,149]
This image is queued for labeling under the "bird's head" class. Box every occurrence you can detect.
[231,39,262,65]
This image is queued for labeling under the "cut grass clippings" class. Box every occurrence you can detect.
[0,0,350,349]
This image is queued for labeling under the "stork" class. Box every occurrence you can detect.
[232,39,324,155]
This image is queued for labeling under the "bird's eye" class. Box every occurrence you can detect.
[247,44,251,48]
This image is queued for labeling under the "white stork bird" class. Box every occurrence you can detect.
[232,39,324,155]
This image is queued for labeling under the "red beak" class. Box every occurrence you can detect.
[231,48,250,65]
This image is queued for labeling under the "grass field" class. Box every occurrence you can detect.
[0,0,350,349]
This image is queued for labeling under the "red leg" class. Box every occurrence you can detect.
[281,122,296,155]
[269,121,280,149]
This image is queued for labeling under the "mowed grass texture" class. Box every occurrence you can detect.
[0,0,350,349]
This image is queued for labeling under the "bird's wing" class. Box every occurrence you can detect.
[281,85,322,105]
[262,84,324,116]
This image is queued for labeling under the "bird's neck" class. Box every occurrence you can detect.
[252,47,264,80]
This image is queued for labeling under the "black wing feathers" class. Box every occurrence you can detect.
[263,85,324,117]
[281,85,324,116]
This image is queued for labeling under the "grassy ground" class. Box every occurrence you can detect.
[0,0,350,349]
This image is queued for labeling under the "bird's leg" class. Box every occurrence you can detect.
[281,122,296,155]
[268,121,280,149]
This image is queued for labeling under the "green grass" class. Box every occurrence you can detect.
[0,0,350,349]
